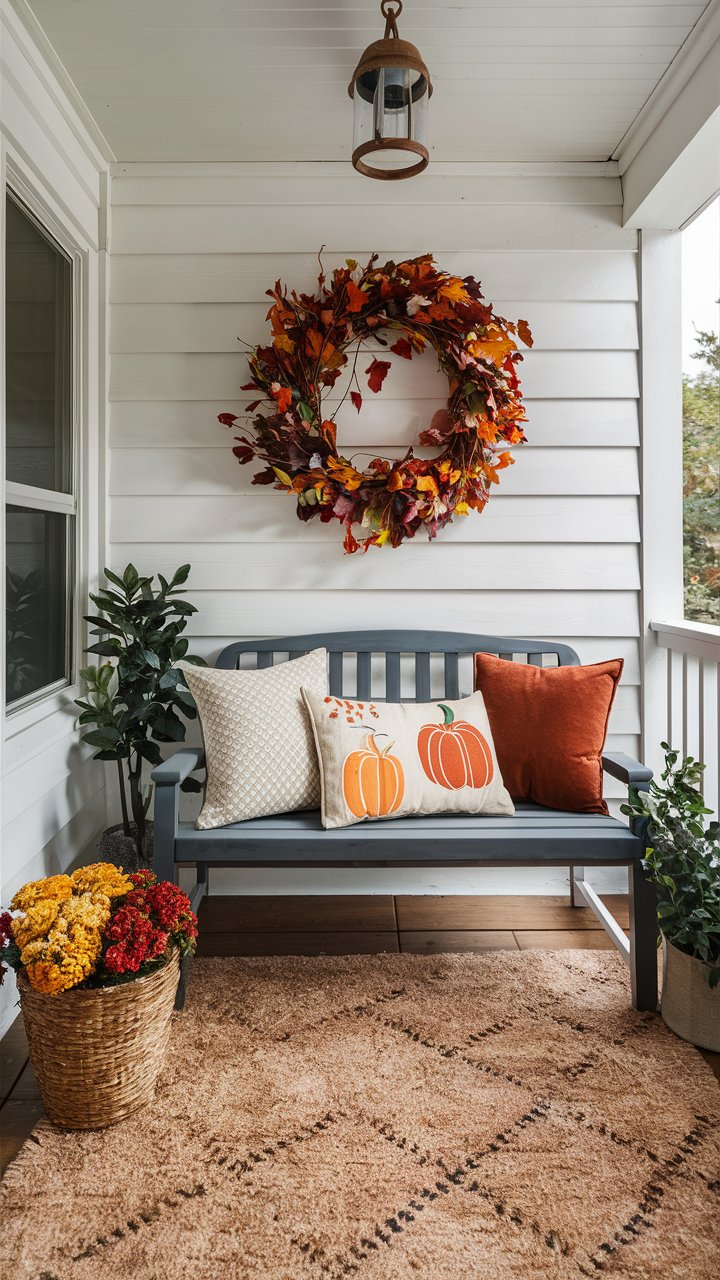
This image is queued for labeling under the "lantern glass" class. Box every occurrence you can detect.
[352,63,429,174]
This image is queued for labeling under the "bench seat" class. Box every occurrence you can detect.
[174,803,643,866]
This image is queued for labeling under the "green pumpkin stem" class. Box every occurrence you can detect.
[438,703,455,726]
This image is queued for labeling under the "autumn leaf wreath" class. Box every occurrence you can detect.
[219,253,533,553]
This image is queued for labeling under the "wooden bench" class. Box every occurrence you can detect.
[152,630,657,1010]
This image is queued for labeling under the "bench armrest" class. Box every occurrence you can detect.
[151,748,205,786]
[602,751,653,789]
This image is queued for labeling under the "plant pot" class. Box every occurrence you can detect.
[97,821,154,871]
[661,937,720,1052]
[19,950,179,1129]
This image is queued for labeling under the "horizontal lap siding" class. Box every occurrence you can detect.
[108,168,641,794]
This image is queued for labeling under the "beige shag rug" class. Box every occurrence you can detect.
[1,951,719,1280]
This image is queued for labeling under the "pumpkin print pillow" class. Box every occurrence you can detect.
[301,688,514,830]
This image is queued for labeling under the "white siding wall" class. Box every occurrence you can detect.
[0,0,109,1035]
[108,162,640,896]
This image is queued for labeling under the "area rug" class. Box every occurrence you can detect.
[1,952,718,1280]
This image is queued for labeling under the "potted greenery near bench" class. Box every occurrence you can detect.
[623,744,720,1051]
[76,564,205,870]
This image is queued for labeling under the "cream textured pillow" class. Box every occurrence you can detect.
[301,689,514,830]
[179,649,327,828]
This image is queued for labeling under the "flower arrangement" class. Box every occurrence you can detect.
[1,864,197,996]
[220,252,533,553]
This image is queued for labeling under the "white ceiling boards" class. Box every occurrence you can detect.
[24,0,712,162]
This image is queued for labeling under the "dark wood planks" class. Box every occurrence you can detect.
[394,893,630,932]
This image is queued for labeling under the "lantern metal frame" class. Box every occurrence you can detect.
[347,0,433,181]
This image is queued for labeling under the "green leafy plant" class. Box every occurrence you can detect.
[683,326,719,625]
[622,744,720,986]
[75,564,205,864]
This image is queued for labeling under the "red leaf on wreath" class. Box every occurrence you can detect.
[232,443,255,464]
[350,391,363,413]
[345,280,366,313]
[390,337,413,360]
[343,523,360,554]
[366,358,391,393]
[217,413,237,427]
[241,381,258,391]
[246,400,261,413]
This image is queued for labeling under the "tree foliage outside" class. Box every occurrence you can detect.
[683,327,719,624]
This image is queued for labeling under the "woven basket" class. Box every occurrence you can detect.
[661,938,720,1052]
[19,949,180,1129]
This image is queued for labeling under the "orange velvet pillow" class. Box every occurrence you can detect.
[473,654,623,814]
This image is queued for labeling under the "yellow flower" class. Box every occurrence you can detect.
[61,891,112,932]
[26,961,67,995]
[70,862,133,898]
[11,899,62,951]
[11,875,73,913]
[19,938,49,967]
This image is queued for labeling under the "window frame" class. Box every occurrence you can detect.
[3,174,84,720]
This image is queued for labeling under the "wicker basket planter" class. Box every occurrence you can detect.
[661,938,720,1053]
[19,949,180,1129]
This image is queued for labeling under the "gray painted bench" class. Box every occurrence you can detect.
[152,630,657,1010]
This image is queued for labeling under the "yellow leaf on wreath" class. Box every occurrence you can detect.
[438,278,469,303]
[272,467,293,486]
[455,501,470,515]
[416,475,438,495]
[468,327,516,367]
[273,333,295,354]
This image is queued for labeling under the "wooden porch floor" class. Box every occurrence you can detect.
[2,893,717,1176]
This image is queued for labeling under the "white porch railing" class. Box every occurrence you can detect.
[650,620,720,818]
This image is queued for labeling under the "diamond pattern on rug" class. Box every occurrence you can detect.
[1,951,718,1280]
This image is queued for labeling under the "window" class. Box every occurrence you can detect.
[4,191,76,709]
[681,196,720,626]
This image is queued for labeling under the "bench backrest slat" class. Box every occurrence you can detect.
[216,630,580,701]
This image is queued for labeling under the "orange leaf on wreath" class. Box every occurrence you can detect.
[306,329,324,359]
[270,383,293,413]
[517,319,534,349]
[345,280,366,313]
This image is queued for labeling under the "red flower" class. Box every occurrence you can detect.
[103,903,168,974]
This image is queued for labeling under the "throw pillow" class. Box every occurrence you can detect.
[301,688,514,830]
[473,653,624,814]
[178,649,327,828]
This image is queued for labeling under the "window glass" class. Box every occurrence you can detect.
[4,191,75,710]
[5,506,68,703]
[5,196,73,493]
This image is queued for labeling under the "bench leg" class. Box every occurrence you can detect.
[153,782,179,885]
[570,866,585,906]
[629,861,658,1011]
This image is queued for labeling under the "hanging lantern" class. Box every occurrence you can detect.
[348,0,432,181]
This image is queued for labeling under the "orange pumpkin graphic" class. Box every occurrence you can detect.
[342,734,404,819]
[418,704,494,791]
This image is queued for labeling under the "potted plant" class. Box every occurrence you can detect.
[76,563,205,869]
[622,744,720,1051]
[0,864,197,1128]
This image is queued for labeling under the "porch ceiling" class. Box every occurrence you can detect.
[24,0,712,163]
